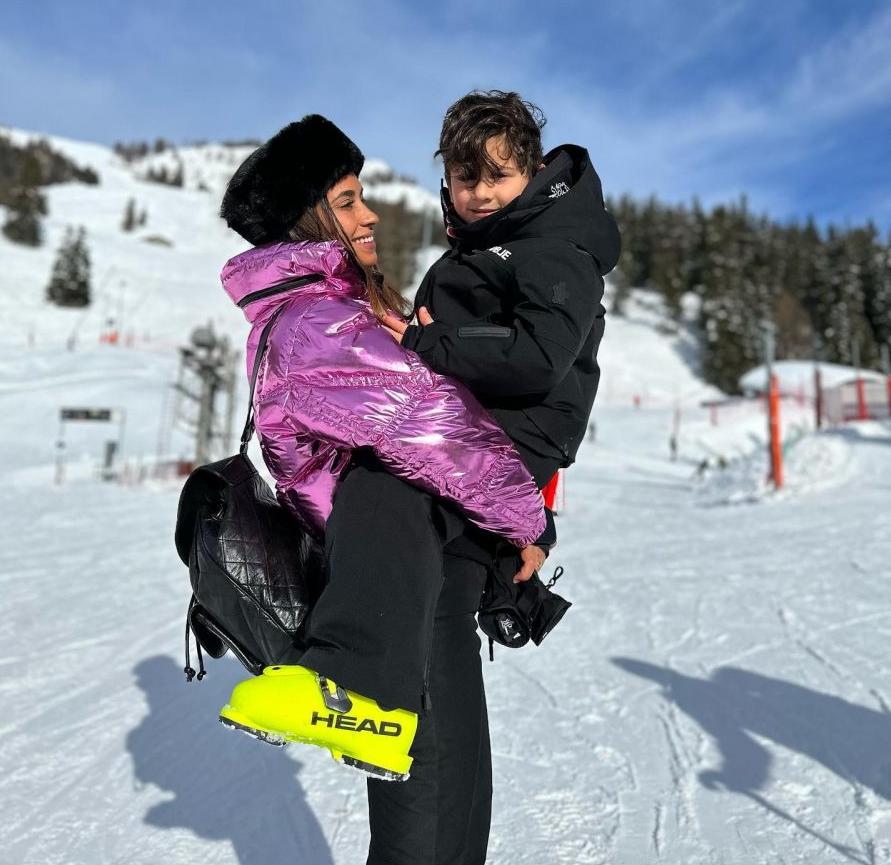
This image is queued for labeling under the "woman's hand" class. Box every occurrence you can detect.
[380,307,434,343]
[513,544,546,583]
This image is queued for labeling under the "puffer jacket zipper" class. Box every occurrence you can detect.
[421,573,447,714]
[236,273,324,308]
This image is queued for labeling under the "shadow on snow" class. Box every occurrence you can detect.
[126,655,334,865]
[613,658,891,864]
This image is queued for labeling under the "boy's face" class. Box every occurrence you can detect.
[447,134,532,223]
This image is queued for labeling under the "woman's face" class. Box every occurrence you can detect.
[324,174,379,268]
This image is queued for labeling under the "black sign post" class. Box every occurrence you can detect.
[61,408,113,422]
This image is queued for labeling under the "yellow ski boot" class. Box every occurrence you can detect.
[219,665,418,781]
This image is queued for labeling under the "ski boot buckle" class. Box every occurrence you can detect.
[318,675,352,713]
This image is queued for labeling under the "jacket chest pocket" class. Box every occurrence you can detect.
[457,325,512,339]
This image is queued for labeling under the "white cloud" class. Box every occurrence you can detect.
[782,5,891,122]
[306,1,890,225]
[520,5,891,220]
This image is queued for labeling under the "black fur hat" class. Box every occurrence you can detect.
[220,114,364,245]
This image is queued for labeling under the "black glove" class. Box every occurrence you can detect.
[477,555,570,649]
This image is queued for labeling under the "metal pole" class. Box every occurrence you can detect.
[882,344,891,420]
[117,407,127,469]
[195,352,214,465]
[222,347,239,454]
[155,382,171,471]
[852,336,868,421]
[762,321,783,489]
[814,366,823,429]
[813,335,823,429]
[55,417,66,485]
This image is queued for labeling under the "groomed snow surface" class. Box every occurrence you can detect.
[2,129,891,864]
[2,339,890,865]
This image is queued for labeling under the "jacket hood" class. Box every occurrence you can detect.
[221,240,363,322]
[443,144,621,276]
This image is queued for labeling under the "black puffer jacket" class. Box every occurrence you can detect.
[403,144,620,487]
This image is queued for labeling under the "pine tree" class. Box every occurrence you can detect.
[45,228,75,305]
[650,201,691,316]
[846,223,884,366]
[2,150,46,246]
[70,227,92,307]
[45,227,91,307]
[605,194,636,312]
[19,149,43,190]
[2,187,42,246]
[696,203,766,392]
[685,198,708,297]
[864,237,891,352]
[121,197,137,232]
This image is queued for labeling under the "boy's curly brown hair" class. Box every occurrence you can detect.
[436,90,546,183]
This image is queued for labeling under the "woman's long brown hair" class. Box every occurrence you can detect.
[288,197,410,319]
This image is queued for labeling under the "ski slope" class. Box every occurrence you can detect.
[2,343,890,865]
[2,128,891,865]
[0,126,438,359]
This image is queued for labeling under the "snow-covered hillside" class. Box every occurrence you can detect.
[0,127,439,357]
[2,127,891,865]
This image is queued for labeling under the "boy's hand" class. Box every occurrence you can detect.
[380,317,406,342]
[513,544,546,583]
[380,307,434,343]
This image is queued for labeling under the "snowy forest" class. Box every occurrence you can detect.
[607,194,891,393]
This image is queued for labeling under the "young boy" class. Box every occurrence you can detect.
[374,90,621,863]
[383,90,620,557]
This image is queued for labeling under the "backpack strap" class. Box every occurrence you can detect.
[238,272,323,455]
[238,304,288,456]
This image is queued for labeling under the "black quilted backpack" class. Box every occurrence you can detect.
[174,282,325,681]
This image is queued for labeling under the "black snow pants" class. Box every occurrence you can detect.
[366,554,492,865]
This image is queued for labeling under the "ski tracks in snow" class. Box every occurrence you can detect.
[2,383,890,864]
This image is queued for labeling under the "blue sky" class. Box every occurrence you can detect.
[3,0,890,232]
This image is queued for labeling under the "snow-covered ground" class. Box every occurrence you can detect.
[2,128,891,865]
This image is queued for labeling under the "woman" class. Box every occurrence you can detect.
[217,116,545,862]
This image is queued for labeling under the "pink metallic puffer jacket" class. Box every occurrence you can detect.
[221,240,545,547]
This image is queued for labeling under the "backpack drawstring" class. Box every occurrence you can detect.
[184,597,207,682]
[195,640,206,681]
[184,618,196,682]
